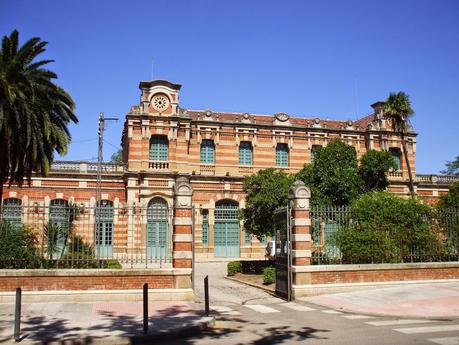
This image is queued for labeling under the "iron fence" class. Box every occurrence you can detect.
[311,206,459,265]
[0,204,174,269]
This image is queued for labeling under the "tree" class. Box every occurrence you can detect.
[0,30,78,204]
[382,92,415,198]
[110,148,123,164]
[241,168,294,239]
[441,155,459,176]
[437,181,459,209]
[359,149,397,192]
[296,139,363,206]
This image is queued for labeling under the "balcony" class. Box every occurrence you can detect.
[388,171,404,180]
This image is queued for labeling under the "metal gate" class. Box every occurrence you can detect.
[147,198,169,260]
[274,205,292,300]
[214,200,240,258]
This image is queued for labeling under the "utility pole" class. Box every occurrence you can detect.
[95,112,118,259]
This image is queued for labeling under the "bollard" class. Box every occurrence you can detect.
[143,283,148,334]
[204,276,209,316]
[14,288,21,342]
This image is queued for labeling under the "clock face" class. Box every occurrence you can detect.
[151,94,170,112]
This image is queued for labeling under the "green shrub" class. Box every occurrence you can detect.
[227,261,242,276]
[0,222,42,268]
[263,267,275,284]
[334,192,446,263]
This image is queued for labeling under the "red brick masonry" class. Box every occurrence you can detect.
[293,262,459,285]
[0,269,192,292]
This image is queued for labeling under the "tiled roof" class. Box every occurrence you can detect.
[186,110,376,131]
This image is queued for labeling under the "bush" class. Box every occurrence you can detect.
[334,192,446,263]
[227,261,242,276]
[240,260,275,274]
[0,222,42,268]
[263,267,275,284]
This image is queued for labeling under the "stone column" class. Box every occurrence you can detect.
[288,180,312,291]
[173,176,193,268]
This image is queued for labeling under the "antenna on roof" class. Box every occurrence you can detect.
[353,77,359,120]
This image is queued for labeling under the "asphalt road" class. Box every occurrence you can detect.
[170,262,459,345]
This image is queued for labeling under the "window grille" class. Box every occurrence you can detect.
[149,135,169,161]
[202,210,209,246]
[239,141,253,166]
[49,199,70,228]
[215,201,239,220]
[200,139,215,164]
[1,198,22,227]
[276,143,289,167]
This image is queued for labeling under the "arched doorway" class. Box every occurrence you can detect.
[147,198,169,260]
[214,200,240,258]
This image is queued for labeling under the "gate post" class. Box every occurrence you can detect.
[173,176,193,271]
[288,180,312,298]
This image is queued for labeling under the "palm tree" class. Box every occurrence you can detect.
[0,30,78,204]
[382,92,415,198]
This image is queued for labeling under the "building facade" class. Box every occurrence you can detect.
[2,79,457,263]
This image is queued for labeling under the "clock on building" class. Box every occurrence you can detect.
[151,94,170,112]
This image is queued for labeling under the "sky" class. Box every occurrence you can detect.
[2,0,458,174]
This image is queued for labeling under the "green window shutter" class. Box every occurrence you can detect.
[2,198,22,227]
[244,231,252,245]
[200,140,215,164]
[276,143,289,167]
[150,135,169,161]
[311,145,322,163]
[202,211,209,246]
[260,235,267,244]
[239,141,253,165]
[389,148,401,171]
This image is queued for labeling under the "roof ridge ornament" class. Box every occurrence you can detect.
[274,112,289,122]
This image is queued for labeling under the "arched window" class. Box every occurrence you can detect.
[149,135,169,161]
[276,143,289,167]
[95,200,114,258]
[2,198,22,227]
[214,200,240,258]
[239,141,253,166]
[200,139,215,164]
[147,198,169,260]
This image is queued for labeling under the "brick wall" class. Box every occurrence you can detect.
[0,269,191,292]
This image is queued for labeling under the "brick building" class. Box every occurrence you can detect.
[2,79,457,263]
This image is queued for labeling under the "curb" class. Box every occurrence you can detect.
[303,299,459,321]
[225,275,275,294]
[15,316,215,345]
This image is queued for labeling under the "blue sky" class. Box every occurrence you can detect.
[2,0,458,173]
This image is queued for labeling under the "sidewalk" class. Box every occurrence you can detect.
[300,281,459,319]
[0,300,214,344]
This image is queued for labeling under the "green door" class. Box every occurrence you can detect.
[147,198,169,261]
[95,200,114,258]
[49,199,70,259]
[214,200,240,258]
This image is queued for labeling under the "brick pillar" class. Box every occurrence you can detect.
[173,176,193,268]
[288,180,312,295]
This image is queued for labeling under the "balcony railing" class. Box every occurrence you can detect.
[51,161,125,173]
[388,171,404,180]
[149,161,169,170]
[416,174,459,185]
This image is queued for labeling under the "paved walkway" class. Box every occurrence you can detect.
[0,301,213,344]
[301,281,459,319]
